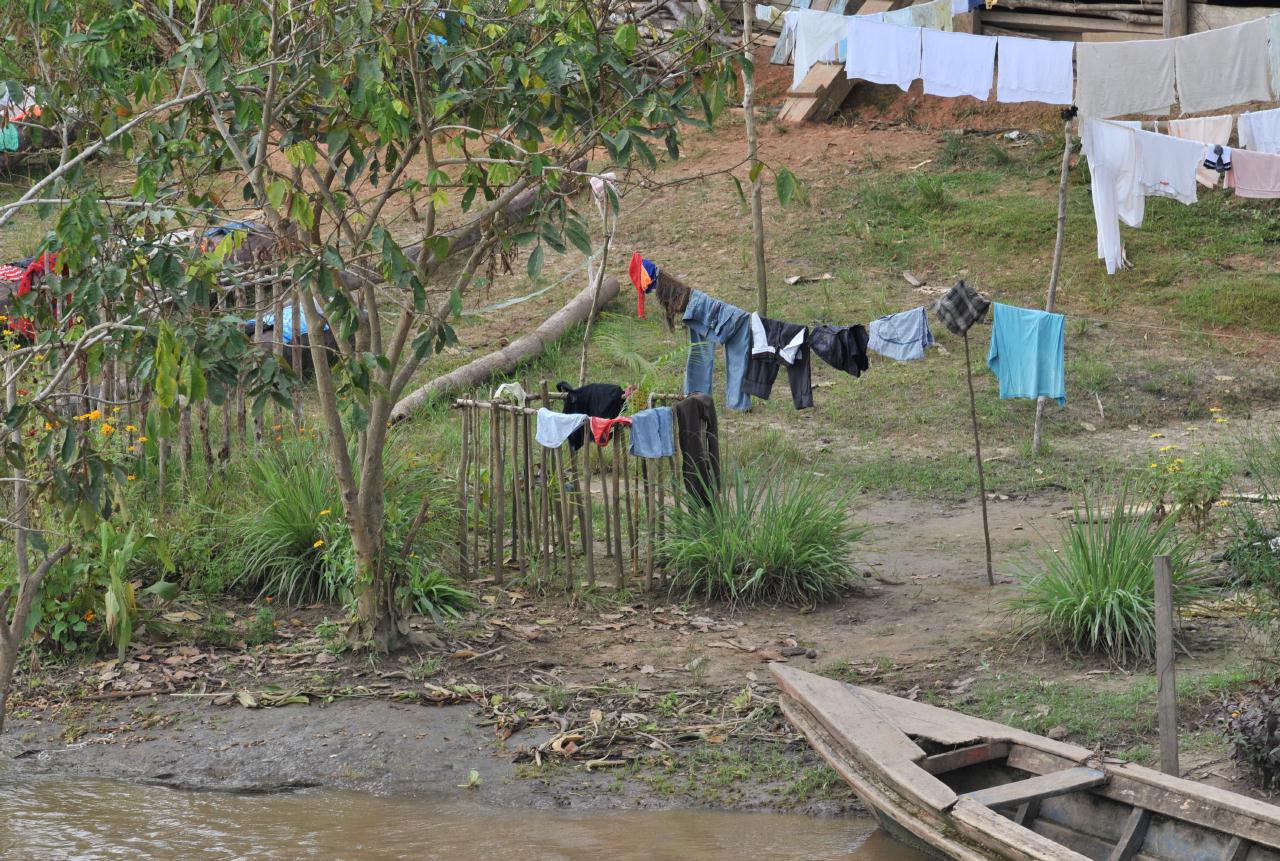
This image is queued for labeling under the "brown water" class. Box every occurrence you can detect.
[0,778,929,861]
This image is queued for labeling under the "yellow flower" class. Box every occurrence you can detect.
[1157,444,1179,453]
[1209,406,1222,413]
[1149,463,1158,469]
[125,425,137,433]
[111,407,121,414]
[1215,500,1229,508]
[1150,432,1164,439]
[312,539,325,549]
[126,445,136,453]
[272,424,282,431]
[0,315,6,322]
[319,508,331,517]
[87,409,101,421]
[43,422,52,431]
[83,610,95,623]
[126,474,136,481]
[137,436,148,443]
[100,423,115,435]
[1215,417,1230,424]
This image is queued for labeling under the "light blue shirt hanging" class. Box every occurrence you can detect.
[986,302,1066,406]
[535,409,587,449]
[867,307,935,361]
[628,407,675,458]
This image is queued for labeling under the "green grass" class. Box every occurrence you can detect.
[659,464,865,607]
[957,668,1251,754]
[1008,484,1210,664]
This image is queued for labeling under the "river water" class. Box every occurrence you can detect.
[0,778,929,861]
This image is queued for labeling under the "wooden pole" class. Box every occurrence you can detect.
[291,290,304,426]
[555,446,574,589]
[471,393,482,573]
[964,332,995,587]
[487,401,497,579]
[458,405,471,579]
[511,412,525,581]
[271,278,285,428]
[644,460,656,590]
[742,0,768,317]
[597,442,614,558]
[1032,115,1073,456]
[623,436,638,583]
[493,401,506,585]
[579,440,596,587]
[1162,0,1186,36]
[1153,553,1179,776]
[539,381,552,585]
[612,432,624,589]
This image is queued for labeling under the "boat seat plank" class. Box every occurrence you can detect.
[953,798,1097,861]
[922,742,1012,775]
[1108,808,1152,861]
[772,667,957,813]
[1224,836,1251,861]
[963,767,1108,810]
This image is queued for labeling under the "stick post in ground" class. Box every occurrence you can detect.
[742,0,768,316]
[1153,553,1179,776]
[1032,111,1075,456]
[963,331,995,586]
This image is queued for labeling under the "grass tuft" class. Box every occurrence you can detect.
[1008,483,1208,664]
[659,464,864,607]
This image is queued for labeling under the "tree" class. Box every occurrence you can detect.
[2,0,738,665]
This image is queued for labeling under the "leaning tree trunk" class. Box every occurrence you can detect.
[390,276,620,423]
[0,640,16,734]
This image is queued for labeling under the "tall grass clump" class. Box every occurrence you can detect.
[1225,430,1280,596]
[659,465,864,607]
[223,436,346,604]
[1009,484,1208,665]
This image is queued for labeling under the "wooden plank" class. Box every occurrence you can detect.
[771,666,957,813]
[1108,808,1152,861]
[1081,30,1163,40]
[1162,0,1186,36]
[1224,837,1252,861]
[922,742,1011,775]
[857,688,1095,761]
[1015,799,1041,827]
[1009,746,1280,852]
[962,767,1108,810]
[979,9,1161,32]
[952,798,1097,861]
[780,696,989,861]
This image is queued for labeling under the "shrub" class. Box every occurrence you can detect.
[400,569,476,623]
[1224,430,1280,595]
[1009,484,1208,665]
[659,465,864,607]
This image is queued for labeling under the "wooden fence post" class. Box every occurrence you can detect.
[964,331,995,586]
[1032,115,1074,456]
[1153,553,1179,776]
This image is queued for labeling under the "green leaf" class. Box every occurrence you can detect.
[613,23,639,54]
[749,161,764,183]
[775,167,797,207]
[266,179,289,210]
[527,244,545,279]
[143,580,180,601]
[731,175,745,204]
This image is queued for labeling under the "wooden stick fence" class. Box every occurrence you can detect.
[452,385,688,592]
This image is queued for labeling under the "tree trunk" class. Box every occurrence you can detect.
[390,276,620,423]
[0,640,14,734]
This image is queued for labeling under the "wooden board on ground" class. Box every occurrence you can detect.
[777,0,908,123]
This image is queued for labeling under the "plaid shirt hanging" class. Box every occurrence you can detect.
[934,280,990,336]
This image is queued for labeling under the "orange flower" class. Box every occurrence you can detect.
[312,539,325,549]
[100,423,115,435]
[265,595,274,605]
[84,610,96,623]
[126,474,136,481]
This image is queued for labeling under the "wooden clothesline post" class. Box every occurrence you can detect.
[1032,112,1075,456]
[964,330,995,587]
[742,0,769,317]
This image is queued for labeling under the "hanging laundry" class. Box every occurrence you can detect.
[590,415,633,447]
[846,18,922,92]
[629,407,676,459]
[1075,39,1175,119]
[994,36,1074,105]
[557,381,626,450]
[934,281,990,336]
[867,307,934,361]
[743,313,813,410]
[653,268,691,331]
[1225,148,1280,199]
[1173,19,1273,115]
[952,0,982,13]
[756,4,779,22]
[986,303,1066,406]
[1203,145,1232,178]
[683,290,753,411]
[1080,119,1144,275]
[810,324,870,378]
[491,382,529,404]
[788,9,855,89]
[628,251,652,318]
[1269,13,1280,101]
[1166,115,1234,186]
[921,30,995,101]
[535,409,588,449]
[1134,127,1202,205]
[674,393,721,508]
[0,263,24,282]
[1238,107,1280,154]
[883,0,951,31]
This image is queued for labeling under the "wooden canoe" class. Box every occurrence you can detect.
[772,665,1280,861]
